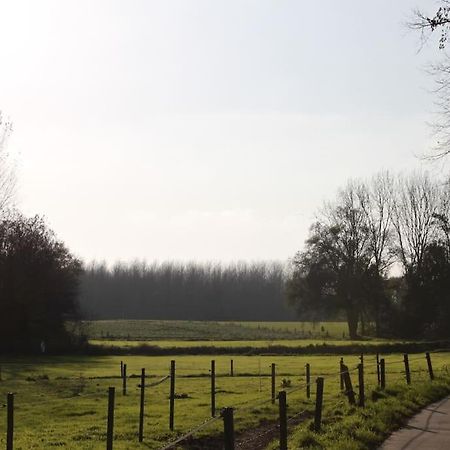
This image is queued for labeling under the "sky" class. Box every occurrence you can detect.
[0,0,445,264]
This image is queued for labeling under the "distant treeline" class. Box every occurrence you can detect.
[79,261,296,321]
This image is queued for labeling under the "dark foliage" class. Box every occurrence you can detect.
[0,213,82,353]
[400,243,450,339]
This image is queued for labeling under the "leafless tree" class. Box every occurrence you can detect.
[0,112,15,214]
[408,2,450,49]
[358,172,395,274]
[407,2,450,158]
[391,172,447,272]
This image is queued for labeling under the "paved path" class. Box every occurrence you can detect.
[380,396,450,450]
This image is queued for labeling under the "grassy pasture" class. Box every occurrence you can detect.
[89,339,366,348]
[82,320,350,342]
[1,352,449,449]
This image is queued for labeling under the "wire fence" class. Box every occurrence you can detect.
[0,350,449,449]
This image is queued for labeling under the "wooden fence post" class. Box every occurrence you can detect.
[376,353,380,386]
[278,391,287,450]
[230,359,234,377]
[426,352,435,380]
[271,363,276,404]
[122,364,127,396]
[380,359,386,389]
[107,387,115,450]
[358,363,365,407]
[7,392,14,450]
[360,353,364,367]
[305,363,311,399]
[403,354,411,385]
[314,377,324,432]
[169,360,176,431]
[339,358,344,391]
[138,368,145,442]
[342,365,356,405]
[222,407,235,450]
[211,360,216,417]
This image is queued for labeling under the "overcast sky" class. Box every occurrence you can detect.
[0,0,444,264]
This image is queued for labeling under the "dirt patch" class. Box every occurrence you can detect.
[181,410,312,449]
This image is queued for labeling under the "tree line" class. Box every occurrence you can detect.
[286,171,450,340]
[79,261,295,321]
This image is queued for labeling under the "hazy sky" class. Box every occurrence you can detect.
[0,0,444,263]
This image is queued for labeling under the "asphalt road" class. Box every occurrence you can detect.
[380,396,450,450]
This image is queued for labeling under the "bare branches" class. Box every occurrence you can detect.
[408,3,450,49]
[391,172,446,272]
[408,3,450,159]
[0,112,15,215]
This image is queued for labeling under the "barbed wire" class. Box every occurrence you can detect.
[138,374,170,388]
[287,407,308,423]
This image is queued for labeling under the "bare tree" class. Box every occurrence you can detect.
[408,2,450,158]
[391,172,446,272]
[0,112,15,214]
[408,2,450,49]
[358,172,395,274]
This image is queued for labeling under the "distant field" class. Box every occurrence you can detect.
[82,320,351,341]
[89,338,401,349]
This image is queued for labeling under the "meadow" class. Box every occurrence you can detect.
[1,351,449,449]
[82,320,350,342]
[84,320,412,355]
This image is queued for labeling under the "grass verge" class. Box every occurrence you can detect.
[283,378,450,449]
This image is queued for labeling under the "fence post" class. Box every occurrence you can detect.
[122,364,127,396]
[222,407,235,450]
[7,392,14,450]
[342,365,356,405]
[169,360,176,431]
[426,352,435,380]
[314,377,324,432]
[403,354,411,385]
[360,353,364,367]
[380,358,386,389]
[139,368,145,442]
[271,363,276,404]
[211,360,216,417]
[120,361,123,378]
[107,387,115,450]
[358,363,365,407]
[278,391,287,450]
[305,363,311,399]
[230,359,234,377]
[339,358,344,391]
[376,353,380,386]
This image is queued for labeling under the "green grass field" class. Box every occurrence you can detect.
[1,352,449,449]
[82,320,351,341]
[89,339,370,348]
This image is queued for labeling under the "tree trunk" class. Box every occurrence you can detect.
[360,314,366,336]
[346,308,359,339]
